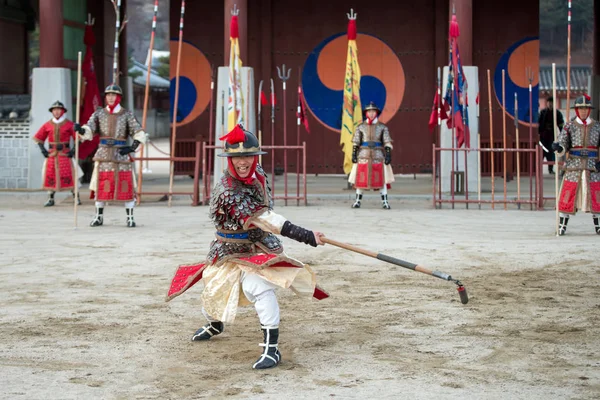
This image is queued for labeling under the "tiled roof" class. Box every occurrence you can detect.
[539,65,591,93]
[0,94,31,120]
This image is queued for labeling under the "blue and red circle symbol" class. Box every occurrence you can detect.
[169,39,212,127]
[302,33,405,132]
[494,37,539,125]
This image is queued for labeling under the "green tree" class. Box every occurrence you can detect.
[155,55,170,79]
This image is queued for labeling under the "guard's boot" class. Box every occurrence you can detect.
[72,191,81,205]
[90,207,104,227]
[44,192,55,207]
[191,321,224,341]
[548,165,554,174]
[351,193,362,209]
[381,194,391,209]
[593,216,600,235]
[126,208,136,228]
[558,215,569,236]
[252,326,281,370]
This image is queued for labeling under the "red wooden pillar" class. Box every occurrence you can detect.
[594,1,599,76]
[450,0,472,66]
[224,0,248,65]
[39,0,64,67]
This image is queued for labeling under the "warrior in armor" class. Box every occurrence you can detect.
[348,101,395,209]
[75,84,148,227]
[32,101,81,207]
[552,94,600,235]
[166,125,329,370]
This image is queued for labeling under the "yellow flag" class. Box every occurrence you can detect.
[227,36,244,131]
[341,38,362,174]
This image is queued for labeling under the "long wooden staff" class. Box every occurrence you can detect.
[137,0,159,205]
[321,237,468,304]
[74,51,83,228]
[515,92,521,206]
[168,0,186,207]
[502,69,507,210]
[487,69,495,209]
[552,63,559,236]
[566,0,572,124]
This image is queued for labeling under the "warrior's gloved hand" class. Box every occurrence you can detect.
[384,147,392,165]
[74,123,85,134]
[551,142,563,153]
[67,148,75,158]
[596,160,600,172]
[281,220,318,247]
[351,146,358,164]
[38,142,48,158]
[119,140,141,155]
[248,227,265,243]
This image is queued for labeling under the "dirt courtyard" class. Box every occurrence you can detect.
[1,195,599,399]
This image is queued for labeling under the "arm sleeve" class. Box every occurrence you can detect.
[32,122,48,144]
[382,125,393,148]
[245,210,287,234]
[126,111,148,144]
[351,126,362,146]
[81,111,98,141]
[556,123,571,156]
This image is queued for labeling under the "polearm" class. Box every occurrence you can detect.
[296,68,301,206]
[514,92,521,207]
[270,78,276,194]
[552,63,559,236]
[277,64,291,205]
[502,69,507,210]
[74,51,83,228]
[437,67,442,206]
[109,0,127,84]
[487,69,495,209]
[257,79,264,164]
[168,0,186,207]
[206,65,215,199]
[566,0,572,123]
[137,0,159,205]
[527,66,534,210]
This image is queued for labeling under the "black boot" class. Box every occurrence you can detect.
[381,194,391,209]
[126,208,136,227]
[548,165,554,174]
[594,217,600,235]
[191,321,224,341]
[351,193,362,209]
[253,326,281,370]
[44,192,55,207]
[72,191,81,205]
[558,215,569,236]
[90,207,104,227]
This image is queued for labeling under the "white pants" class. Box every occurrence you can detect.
[356,186,387,196]
[95,200,135,208]
[202,271,280,328]
[560,212,600,218]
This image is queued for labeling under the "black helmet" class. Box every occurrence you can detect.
[574,95,593,109]
[48,100,67,113]
[363,101,381,115]
[104,83,123,96]
[218,125,267,157]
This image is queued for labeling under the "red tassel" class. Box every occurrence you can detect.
[219,124,246,144]
[230,15,239,39]
[584,93,591,101]
[347,19,357,40]
[260,91,268,106]
[449,15,460,38]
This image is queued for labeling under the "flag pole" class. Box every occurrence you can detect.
[257,79,263,165]
[487,69,495,209]
[74,51,83,228]
[270,79,276,194]
[206,65,215,198]
[566,0,572,123]
[437,67,442,207]
[552,63,559,236]
[277,64,291,206]
[137,0,159,205]
[527,66,534,210]
[502,68,507,210]
[168,0,186,207]
[296,68,301,206]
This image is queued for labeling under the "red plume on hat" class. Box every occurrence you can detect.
[584,94,591,101]
[219,124,246,144]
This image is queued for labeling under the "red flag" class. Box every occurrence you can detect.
[428,91,449,133]
[297,86,310,133]
[260,90,268,106]
[78,24,101,160]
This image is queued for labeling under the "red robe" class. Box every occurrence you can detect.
[33,119,76,191]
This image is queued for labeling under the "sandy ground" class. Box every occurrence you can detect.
[1,195,600,400]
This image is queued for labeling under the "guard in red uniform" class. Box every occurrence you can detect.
[32,101,81,207]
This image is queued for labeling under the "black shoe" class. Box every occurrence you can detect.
[192,321,224,341]
[351,194,362,209]
[90,207,104,227]
[253,326,281,370]
[594,217,600,235]
[126,208,136,228]
[381,194,391,209]
[44,198,55,207]
[558,216,569,236]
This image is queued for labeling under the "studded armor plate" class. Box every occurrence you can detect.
[352,122,392,162]
[207,165,282,264]
[557,120,600,182]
